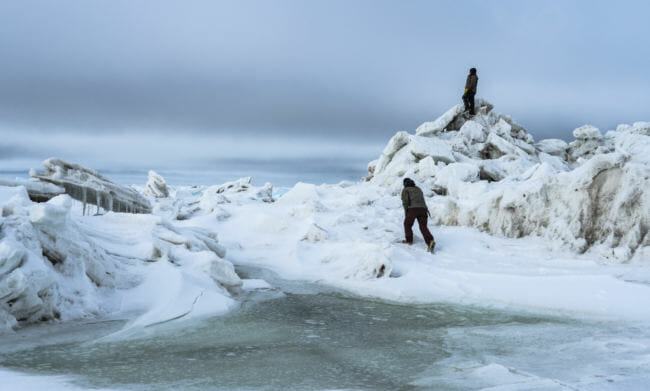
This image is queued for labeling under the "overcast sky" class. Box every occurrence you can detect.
[0,0,649,179]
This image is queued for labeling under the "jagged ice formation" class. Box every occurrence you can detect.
[31,158,152,214]
[0,186,238,330]
[367,101,649,261]
[143,170,169,198]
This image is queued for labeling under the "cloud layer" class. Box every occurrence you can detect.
[1,0,648,170]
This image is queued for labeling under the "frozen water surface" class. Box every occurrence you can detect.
[1,266,649,391]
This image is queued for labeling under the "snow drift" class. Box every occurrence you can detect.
[367,101,649,260]
[0,185,239,331]
[0,168,282,331]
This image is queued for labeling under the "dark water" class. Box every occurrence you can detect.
[1,266,649,390]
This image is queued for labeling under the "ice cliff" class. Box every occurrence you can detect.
[367,101,649,261]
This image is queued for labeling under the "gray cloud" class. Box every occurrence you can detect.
[1,0,648,147]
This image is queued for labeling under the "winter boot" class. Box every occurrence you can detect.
[427,240,436,253]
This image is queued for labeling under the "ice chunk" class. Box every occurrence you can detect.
[459,120,487,143]
[536,139,568,157]
[481,133,524,159]
[416,104,464,137]
[409,136,456,164]
[255,182,274,203]
[199,178,274,214]
[415,101,495,138]
[371,135,455,183]
[374,131,411,175]
[0,178,65,203]
[492,118,512,138]
[143,170,169,198]
[207,255,242,288]
[573,125,602,140]
[630,121,650,136]
[29,194,72,227]
[435,163,480,185]
[567,125,605,162]
[415,156,439,180]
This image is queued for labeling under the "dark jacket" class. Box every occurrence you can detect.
[401,186,427,211]
[465,74,478,94]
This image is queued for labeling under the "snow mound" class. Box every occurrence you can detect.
[0,186,238,331]
[194,180,393,282]
[367,102,649,260]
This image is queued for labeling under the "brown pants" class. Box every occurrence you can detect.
[404,207,434,245]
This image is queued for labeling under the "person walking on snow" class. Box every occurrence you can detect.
[401,178,436,252]
[462,67,478,115]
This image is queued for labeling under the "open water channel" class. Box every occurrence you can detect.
[1,265,649,390]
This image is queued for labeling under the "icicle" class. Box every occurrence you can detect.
[82,187,87,216]
[30,158,151,214]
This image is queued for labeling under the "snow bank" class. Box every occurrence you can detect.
[366,101,649,261]
[0,185,238,331]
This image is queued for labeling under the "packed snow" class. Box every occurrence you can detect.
[1,102,649,335]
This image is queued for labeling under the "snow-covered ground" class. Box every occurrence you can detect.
[186,179,650,321]
[1,101,649,330]
[1,102,649,388]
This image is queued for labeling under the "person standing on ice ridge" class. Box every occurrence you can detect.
[462,67,478,115]
[401,178,436,252]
